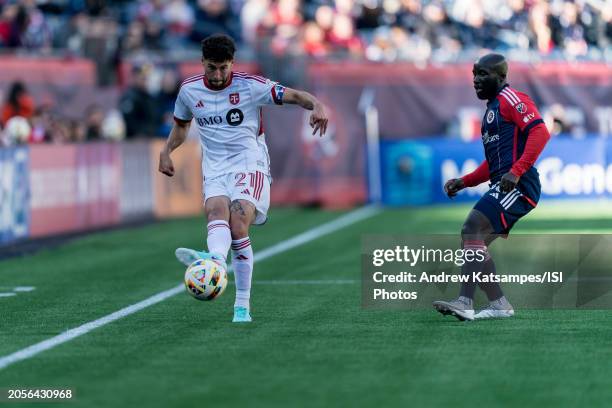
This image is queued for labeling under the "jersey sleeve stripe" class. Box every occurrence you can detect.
[234,76,267,84]
[233,73,267,84]
[501,89,519,104]
[234,72,267,81]
[180,75,204,88]
[505,88,522,103]
[523,195,537,207]
[502,88,519,103]
[181,74,204,84]
[500,213,508,229]
[502,89,519,104]
[499,91,515,106]
[500,89,518,105]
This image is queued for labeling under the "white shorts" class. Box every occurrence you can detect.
[203,171,271,225]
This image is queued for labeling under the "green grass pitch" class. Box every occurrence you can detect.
[1,201,612,407]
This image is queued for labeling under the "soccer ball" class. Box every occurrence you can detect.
[184,259,228,301]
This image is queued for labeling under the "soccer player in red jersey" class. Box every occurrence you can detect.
[433,53,551,321]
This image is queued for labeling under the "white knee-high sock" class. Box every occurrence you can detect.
[231,237,253,309]
[206,220,231,261]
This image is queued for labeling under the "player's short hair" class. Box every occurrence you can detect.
[201,35,236,62]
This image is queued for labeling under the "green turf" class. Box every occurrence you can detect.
[1,203,612,407]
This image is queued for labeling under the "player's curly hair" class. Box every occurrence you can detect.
[201,34,236,62]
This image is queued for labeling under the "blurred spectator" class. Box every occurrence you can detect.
[1,4,30,48]
[550,1,588,57]
[0,4,18,46]
[164,0,195,47]
[300,21,328,57]
[0,2,52,49]
[529,1,554,53]
[19,0,52,49]
[191,0,241,43]
[48,117,70,144]
[260,0,303,55]
[136,0,166,49]
[314,5,334,34]
[122,20,146,54]
[156,69,180,136]
[328,14,363,56]
[84,104,105,141]
[29,104,53,144]
[101,109,126,141]
[3,116,31,145]
[82,17,120,85]
[1,81,35,126]
[240,0,270,45]
[67,119,86,143]
[119,65,158,138]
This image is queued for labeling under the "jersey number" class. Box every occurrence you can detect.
[235,173,247,187]
[235,172,264,201]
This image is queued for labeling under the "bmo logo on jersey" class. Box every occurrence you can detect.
[196,116,223,126]
[226,108,244,126]
[195,108,244,127]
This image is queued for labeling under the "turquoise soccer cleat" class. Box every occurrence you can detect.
[175,248,227,269]
[232,306,252,323]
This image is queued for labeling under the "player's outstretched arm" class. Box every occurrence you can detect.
[159,120,191,177]
[282,88,328,137]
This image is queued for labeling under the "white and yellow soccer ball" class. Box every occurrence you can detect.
[184,259,228,301]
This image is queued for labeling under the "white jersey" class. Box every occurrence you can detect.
[173,71,285,179]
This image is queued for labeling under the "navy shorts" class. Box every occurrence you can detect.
[474,174,541,235]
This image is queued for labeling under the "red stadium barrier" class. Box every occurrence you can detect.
[263,104,367,208]
[0,57,117,120]
[0,56,96,86]
[150,140,204,218]
[29,144,121,237]
[306,61,612,138]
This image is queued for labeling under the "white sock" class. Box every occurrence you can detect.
[206,220,231,261]
[231,237,253,309]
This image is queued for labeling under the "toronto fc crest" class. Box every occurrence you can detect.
[229,93,240,105]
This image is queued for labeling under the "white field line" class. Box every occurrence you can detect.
[0,205,380,371]
[13,286,36,292]
[254,279,358,285]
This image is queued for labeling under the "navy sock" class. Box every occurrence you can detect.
[478,257,504,301]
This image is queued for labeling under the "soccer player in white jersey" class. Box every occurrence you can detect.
[158,34,328,323]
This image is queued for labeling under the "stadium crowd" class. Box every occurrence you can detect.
[0,0,610,61]
[0,0,610,145]
[0,67,176,145]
